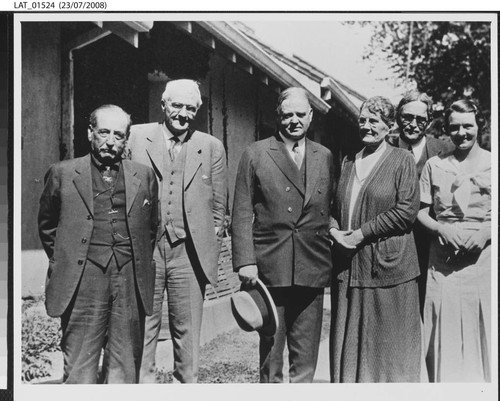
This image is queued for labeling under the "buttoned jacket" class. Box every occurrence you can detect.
[231,134,336,288]
[38,155,159,317]
[127,123,228,285]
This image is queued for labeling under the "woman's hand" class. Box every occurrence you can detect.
[329,228,364,256]
[461,229,490,253]
[344,229,364,248]
[329,228,357,252]
[437,224,464,250]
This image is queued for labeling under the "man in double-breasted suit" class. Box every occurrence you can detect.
[38,105,158,383]
[389,90,454,312]
[127,79,228,383]
[231,87,335,383]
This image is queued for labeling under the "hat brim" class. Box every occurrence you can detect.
[253,279,278,337]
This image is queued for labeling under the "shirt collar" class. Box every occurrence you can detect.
[398,135,426,152]
[90,154,121,170]
[162,123,189,144]
[278,132,306,152]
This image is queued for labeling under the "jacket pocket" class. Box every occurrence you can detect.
[377,236,402,261]
[201,173,212,185]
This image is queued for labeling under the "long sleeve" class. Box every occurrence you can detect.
[211,139,228,229]
[360,152,420,241]
[38,165,61,259]
[231,147,256,270]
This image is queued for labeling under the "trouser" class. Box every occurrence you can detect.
[61,257,144,384]
[259,286,324,383]
[140,236,206,383]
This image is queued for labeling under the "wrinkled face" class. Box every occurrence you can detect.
[88,109,128,164]
[277,96,313,141]
[398,101,429,145]
[448,111,478,152]
[358,107,391,150]
[162,85,199,135]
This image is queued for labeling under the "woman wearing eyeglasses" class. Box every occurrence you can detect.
[329,96,422,382]
[418,99,491,382]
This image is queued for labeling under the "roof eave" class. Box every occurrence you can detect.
[197,21,330,115]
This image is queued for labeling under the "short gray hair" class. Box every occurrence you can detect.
[396,90,434,125]
[360,96,395,127]
[161,79,203,108]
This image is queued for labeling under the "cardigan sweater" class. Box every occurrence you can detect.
[334,146,420,287]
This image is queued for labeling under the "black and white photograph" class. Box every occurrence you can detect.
[9,8,498,401]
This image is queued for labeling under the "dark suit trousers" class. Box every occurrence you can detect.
[259,286,324,383]
[60,257,144,384]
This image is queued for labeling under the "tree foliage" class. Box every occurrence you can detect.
[348,20,491,148]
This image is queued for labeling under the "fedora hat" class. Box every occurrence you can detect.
[231,278,278,337]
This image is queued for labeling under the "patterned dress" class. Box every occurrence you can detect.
[420,148,491,382]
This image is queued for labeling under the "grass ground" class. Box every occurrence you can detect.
[22,296,330,384]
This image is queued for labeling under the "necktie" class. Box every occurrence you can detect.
[292,142,303,169]
[101,165,117,187]
[169,136,181,162]
[408,144,415,159]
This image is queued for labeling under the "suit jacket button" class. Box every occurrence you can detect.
[285,187,290,192]
[81,238,87,243]
[87,215,92,220]
[78,260,84,265]
[287,207,292,213]
[318,188,322,193]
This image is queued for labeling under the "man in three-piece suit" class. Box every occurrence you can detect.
[389,90,455,312]
[127,79,228,383]
[38,105,158,383]
[231,87,335,383]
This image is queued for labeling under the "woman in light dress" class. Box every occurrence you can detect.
[418,99,491,382]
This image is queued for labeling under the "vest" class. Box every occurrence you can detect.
[161,139,188,243]
[87,164,132,268]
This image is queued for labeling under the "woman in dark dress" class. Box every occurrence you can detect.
[329,96,422,382]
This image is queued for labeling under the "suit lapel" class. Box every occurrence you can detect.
[73,155,94,217]
[145,123,165,181]
[426,136,443,157]
[184,130,202,190]
[267,136,305,196]
[122,160,141,215]
[304,139,319,206]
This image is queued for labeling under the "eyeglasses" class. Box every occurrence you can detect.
[400,113,428,128]
[167,101,198,116]
[93,128,126,141]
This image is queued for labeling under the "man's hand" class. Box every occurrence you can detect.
[238,264,258,286]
